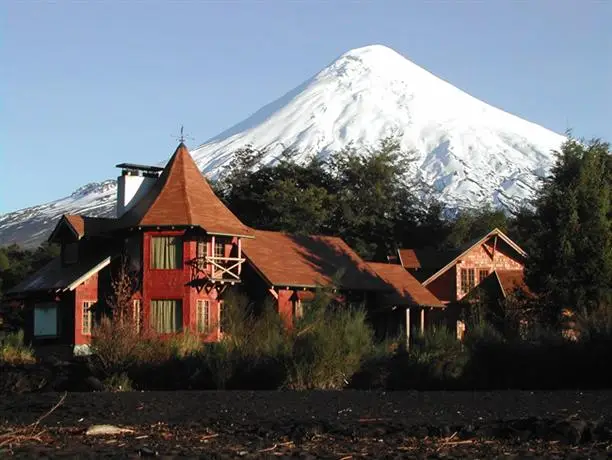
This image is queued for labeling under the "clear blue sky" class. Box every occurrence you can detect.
[1,1,610,213]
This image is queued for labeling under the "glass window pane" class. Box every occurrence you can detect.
[151,237,182,269]
[34,303,58,337]
[150,300,182,333]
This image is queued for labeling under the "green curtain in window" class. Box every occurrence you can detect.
[150,300,182,333]
[151,237,182,269]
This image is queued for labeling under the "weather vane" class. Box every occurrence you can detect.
[172,125,195,144]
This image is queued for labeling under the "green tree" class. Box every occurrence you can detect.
[218,137,445,259]
[0,243,59,299]
[526,137,612,320]
[442,206,509,249]
[327,137,428,259]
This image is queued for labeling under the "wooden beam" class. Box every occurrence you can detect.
[405,307,411,350]
[211,235,216,279]
[237,238,242,275]
[268,287,279,299]
[420,308,425,334]
[492,234,498,260]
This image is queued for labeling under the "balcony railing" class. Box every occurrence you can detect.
[188,255,244,283]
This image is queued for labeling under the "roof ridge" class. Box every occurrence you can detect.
[179,149,195,225]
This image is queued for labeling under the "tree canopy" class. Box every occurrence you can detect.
[216,138,445,260]
[525,137,612,318]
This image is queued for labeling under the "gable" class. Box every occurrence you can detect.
[422,228,526,286]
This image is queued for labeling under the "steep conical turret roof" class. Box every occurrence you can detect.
[117,143,253,237]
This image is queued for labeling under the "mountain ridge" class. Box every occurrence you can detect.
[0,44,564,247]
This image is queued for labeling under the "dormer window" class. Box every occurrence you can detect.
[62,242,79,265]
[151,236,182,269]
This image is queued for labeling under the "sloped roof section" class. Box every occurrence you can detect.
[48,214,85,242]
[398,248,459,271]
[48,214,120,243]
[242,230,388,291]
[64,214,85,238]
[368,262,444,307]
[116,143,253,237]
[7,248,118,296]
[495,270,533,298]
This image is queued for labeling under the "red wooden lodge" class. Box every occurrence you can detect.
[8,143,449,355]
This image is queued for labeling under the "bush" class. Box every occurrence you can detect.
[90,316,141,375]
[103,372,133,392]
[169,331,203,358]
[286,304,373,389]
[0,330,35,365]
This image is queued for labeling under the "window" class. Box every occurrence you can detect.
[196,239,208,270]
[478,269,489,283]
[82,301,94,335]
[293,299,304,320]
[34,303,58,337]
[196,299,210,333]
[214,241,224,259]
[133,299,141,333]
[150,300,182,333]
[62,242,79,265]
[460,268,475,293]
[151,236,182,269]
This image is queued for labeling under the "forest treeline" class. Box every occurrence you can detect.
[1,136,610,325]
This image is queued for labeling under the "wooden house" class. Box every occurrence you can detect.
[397,229,529,336]
[7,142,445,354]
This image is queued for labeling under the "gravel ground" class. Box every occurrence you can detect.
[1,390,611,458]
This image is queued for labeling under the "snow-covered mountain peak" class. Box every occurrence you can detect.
[0,45,565,247]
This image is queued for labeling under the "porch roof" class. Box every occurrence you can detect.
[367,262,444,308]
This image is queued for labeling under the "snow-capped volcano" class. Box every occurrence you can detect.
[0,45,564,247]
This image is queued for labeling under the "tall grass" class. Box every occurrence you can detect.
[0,330,35,365]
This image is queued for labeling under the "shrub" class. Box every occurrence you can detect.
[103,372,133,392]
[90,316,142,375]
[286,304,373,389]
[0,330,35,365]
[169,331,203,358]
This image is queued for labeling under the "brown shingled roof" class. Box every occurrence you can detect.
[116,143,253,237]
[495,270,533,298]
[64,214,85,238]
[368,262,444,307]
[242,230,387,291]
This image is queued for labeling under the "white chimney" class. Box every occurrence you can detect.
[115,164,163,217]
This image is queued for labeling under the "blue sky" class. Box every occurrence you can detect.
[1,1,610,213]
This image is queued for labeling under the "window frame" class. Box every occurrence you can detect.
[150,236,183,270]
[150,299,183,333]
[460,268,476,293]
[478,269,490,283]
[196,299,211,333]
[196,239,208,270]
[214,240,225,259]
[133,299,141,333]
[82,300,95,336]
[33,303,59,338]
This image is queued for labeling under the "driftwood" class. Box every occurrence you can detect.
[0,392,67,448]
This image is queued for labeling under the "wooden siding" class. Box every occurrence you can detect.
[454,241,524,301]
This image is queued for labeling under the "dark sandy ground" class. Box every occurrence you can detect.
[1,390,611,458]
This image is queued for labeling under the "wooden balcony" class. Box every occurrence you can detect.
[187,255,245,287]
